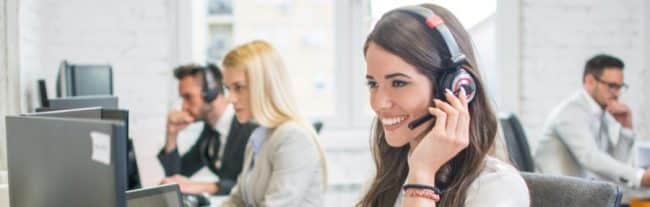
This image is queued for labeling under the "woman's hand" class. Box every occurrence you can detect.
[407,88,471,185]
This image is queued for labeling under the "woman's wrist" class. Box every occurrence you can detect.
[407,168,437,185]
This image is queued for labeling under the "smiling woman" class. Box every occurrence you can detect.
[364,49,434,147]
[357,4,529,207]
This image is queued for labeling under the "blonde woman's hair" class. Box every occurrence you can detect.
[223,40,299,128]
[222,40,328,188]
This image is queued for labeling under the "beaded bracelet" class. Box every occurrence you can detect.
[404,188,441,203]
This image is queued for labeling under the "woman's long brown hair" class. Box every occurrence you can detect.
[357,4,498,207]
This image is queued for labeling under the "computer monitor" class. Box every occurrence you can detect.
[56,60,113,97]
[37,79,49,108]
[126,184,183,207]
[27,107,142,190]
[5,115,127,207]
[45,95,118,110]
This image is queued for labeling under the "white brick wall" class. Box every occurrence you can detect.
[17,0,182,186]
[519,0,649,150]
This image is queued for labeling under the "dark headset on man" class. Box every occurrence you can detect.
[395,6,478,130]
[201,63,223,103]
[198,63,225,166]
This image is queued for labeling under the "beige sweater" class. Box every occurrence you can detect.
[220,121,325,207]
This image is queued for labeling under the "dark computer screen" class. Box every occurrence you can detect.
[47,95,118,110]
[71,65,113,96]
[56,61,113,97]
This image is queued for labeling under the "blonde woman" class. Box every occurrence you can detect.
[219,40,327,207]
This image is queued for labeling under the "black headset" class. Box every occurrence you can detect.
[395,6,478,129]
[201,64,222,103]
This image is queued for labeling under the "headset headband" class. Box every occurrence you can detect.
[397,6,466,66]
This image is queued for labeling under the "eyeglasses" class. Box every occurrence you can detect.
[594,76,628,92]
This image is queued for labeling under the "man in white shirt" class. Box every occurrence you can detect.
[535,54,650,189]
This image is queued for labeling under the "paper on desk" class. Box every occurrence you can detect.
[90,131,111,165]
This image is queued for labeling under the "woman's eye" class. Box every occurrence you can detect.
[392,80,408,88]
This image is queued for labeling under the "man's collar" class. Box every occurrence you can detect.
[581,89,604,116]
[208,104,234,136]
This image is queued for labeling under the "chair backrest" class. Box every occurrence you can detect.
[521,172,622,207]
[499,113,535,172]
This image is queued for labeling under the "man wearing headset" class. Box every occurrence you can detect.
[158,64,258,195]
[536,54,650,191]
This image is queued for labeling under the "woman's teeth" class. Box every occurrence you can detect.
[381,116,407,126]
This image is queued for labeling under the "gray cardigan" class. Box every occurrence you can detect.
[220,121,325,207]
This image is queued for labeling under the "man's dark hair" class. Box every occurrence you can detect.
[173,63,224,94]
[583,54,624,83]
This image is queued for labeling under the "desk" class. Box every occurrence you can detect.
[631,199,650,207]
[624,187,650,207]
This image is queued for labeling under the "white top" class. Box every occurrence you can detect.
[535,90,642,187]
[395,156,530,207]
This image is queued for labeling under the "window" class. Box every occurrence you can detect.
[202,0,337,124]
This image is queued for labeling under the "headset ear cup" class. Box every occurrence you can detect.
[437,71,454,101]
[202,65,221,103]
[451,68,477,102]
[203,90,218,103]
[438,68,476,103]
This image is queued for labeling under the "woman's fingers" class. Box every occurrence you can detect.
[446,88,464,111]
[456,87,470,146]
[441,88,471,147]
[459,87,469,112]
[438,92,459,137]
[428,106,446,133]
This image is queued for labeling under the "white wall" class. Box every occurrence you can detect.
[498,0,650,151]
[1,0,21,173]
[468,15,498,104]
[1,1,20,206]
[16,0,188,186]
[645,0,650,145]
[0,0,8,172]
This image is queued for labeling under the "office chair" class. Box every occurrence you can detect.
[499,113,535,172]
[521,172,622,207]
